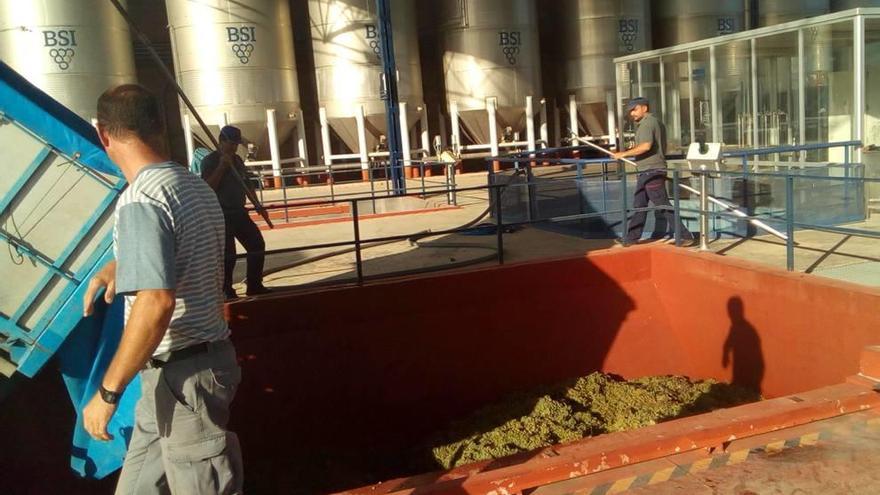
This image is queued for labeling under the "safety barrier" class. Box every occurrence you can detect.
[235,141,877,288]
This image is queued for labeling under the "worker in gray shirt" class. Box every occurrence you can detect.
[82,84,242,494]
[613,97,694,246]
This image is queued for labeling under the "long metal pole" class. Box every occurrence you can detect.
[375,0,405,194]
[106,0,273,228]
[575,137,789,241]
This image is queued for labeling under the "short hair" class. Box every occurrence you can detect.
[97,84,166,150]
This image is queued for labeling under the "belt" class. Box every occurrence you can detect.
[147,342,211,369]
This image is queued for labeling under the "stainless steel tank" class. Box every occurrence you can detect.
[561,0,650,104]
[831,0,880,9]
[166,0,300,154]
[652,0,744,48]
[560,0,650,138]
[758,0,830,26]
[0,0,137,121]
[310,0,423,152]
[438,0,542,144]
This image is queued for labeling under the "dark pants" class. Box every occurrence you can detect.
[224,209,266,293]
[625,169,693,242]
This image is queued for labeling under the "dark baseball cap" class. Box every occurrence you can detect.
[219,125,242,144]
[625,97,650,112]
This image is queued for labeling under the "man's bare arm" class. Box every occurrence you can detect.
[101,289,176,392]
[613,142,652,160]
[83,288,175,441]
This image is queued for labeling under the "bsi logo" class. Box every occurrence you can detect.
[499,31,521,65]
[717,17,736,35]
[227,26,257,64]
[366,25,381,59]
[618,19,640,52]
[43,30,77,70]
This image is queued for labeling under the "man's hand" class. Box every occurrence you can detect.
[612,151,627,160]
[83,392,117,441]
[84,261,117,316]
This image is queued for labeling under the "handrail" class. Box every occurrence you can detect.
[723,140,861,158]
[243,159,876,286]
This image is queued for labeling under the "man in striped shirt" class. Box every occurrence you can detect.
[82,84,243,494]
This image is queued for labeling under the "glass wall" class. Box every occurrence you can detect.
[803,21,853,161]
[639,58,662,114]
[616,11,868,161]
[616,61,639,145]
[864,18,880,202]
[755,32,799,157]
[716,40,753,149]
[691,49,713,146]
[661,52,691,151]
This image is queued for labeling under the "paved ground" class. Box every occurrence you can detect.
[708,216,880,287]
[626,410,880,495]
[228,170,880,294]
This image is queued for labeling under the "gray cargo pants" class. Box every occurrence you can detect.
[115,339,243,495]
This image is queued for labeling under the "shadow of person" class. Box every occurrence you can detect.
[723,297,765,393]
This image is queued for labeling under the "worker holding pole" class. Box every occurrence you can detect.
[201,126,271,300]
[612,97,695,247]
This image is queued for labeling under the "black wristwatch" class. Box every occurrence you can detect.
[99,385,122,405]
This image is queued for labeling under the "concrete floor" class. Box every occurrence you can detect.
[230,170,880,294]
[626,410,880,495]
[707,216,880,287]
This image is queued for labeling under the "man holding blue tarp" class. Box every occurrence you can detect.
[82,84,243,494]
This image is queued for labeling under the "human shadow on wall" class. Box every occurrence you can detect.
[722,297,765,393]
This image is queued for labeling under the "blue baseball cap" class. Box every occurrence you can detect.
[219,125,242,144]
[625,97,650,112]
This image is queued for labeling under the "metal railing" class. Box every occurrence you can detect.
[244,159,461,225]
[237,141,877,289]
[675,169,880,271]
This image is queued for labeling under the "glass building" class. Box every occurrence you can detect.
[614,8,880,169]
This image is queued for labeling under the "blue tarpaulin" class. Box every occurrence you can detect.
[57,299,140,478]
[0,59,138,479]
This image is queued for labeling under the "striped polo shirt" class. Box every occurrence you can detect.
[113,162,229,355]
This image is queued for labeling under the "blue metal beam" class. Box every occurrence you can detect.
[375,0,405,195]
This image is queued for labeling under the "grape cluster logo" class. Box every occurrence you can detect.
[499,31,521,65]
[231,43,254,64]
[49,48,75,70]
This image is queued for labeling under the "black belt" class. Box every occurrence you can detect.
[147,342,210,369]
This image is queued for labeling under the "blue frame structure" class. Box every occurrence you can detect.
[0,60,125,377]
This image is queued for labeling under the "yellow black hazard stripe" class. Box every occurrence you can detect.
[583,416,880,495]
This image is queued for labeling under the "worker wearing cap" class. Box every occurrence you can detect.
[201,126,270,299]
[613,97,694,246]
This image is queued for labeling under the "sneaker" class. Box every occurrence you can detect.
[614,238,634,248]
[245,285,272,297]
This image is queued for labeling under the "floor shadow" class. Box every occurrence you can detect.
[722,297,765,393]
